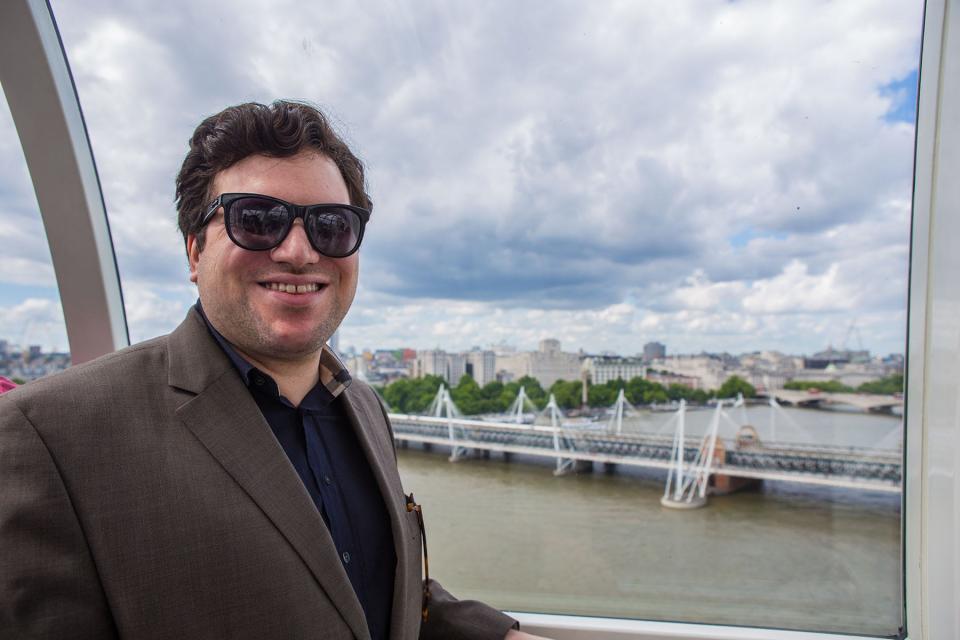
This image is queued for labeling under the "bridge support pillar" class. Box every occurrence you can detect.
[711,473,762,495]
[603,462,617,474]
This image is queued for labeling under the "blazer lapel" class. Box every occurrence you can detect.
[167,310,371,640]
[339,386,417,640]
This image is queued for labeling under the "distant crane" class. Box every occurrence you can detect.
[841,318,865,353]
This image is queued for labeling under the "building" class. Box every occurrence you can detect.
[584,356,647,385]
[788,361,890,389]
[645,369,699,389]
[466,349,496,386]
[803,346,871,369]
[414,349,446,379]
[446,352,467,385]
[413,349,467,386]
[495,339,582,389]
[651,355,726,390]
[642,341,666,362]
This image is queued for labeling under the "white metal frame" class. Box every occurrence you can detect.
[2,0,957,637]
[903,1,960,639]
[0,0,128,363]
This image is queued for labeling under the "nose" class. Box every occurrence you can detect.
[270,220,320,268]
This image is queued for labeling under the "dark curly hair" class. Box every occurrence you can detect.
[175,100,372,252]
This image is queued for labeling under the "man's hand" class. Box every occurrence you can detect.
[505,630,553,640]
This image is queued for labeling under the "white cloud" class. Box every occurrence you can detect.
[743,261,859,314]
[673,271,747,311]
[121,286,196,344]
[0,299,68,352]
[0,0,921,357]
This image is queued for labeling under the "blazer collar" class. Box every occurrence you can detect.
[167,308,372,640]
[166,307,235,395]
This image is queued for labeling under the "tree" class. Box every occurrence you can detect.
[587,384,616,407]
[666,383,692,401]
[642,388,669,404]
[688,388,710,404]
[783,379,854,393]
[549,379,582,409]
[382,375,444,413]
[717,375,756,399]
[451,374,488,415]
[620,376,672,406]
[516,375,547,408]
[857,374,904,395]
[480,380,504,401]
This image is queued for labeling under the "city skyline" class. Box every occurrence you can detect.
[4,330,902,396]
[0,329,904,363]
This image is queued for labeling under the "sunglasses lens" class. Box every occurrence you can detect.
[306,207,363,257]
[228,197,289,249]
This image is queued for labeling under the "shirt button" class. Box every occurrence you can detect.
[342,552,351,564]
[323,475,333,486]
[254,376,265,385]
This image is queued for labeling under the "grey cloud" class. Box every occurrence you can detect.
[0,0,923,354]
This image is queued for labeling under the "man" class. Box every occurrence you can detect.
[0,101,544,640]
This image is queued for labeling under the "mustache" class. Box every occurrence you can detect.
[254,267,330,278]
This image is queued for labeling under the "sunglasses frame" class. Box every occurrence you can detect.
[200,192,371,258]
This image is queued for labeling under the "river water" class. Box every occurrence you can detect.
[396,407,901,636]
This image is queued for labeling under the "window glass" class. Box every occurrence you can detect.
[0,91,70,382]
[49,1,920,635]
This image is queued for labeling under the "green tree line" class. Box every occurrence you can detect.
[783,373,903,395]
[379,373,759,415]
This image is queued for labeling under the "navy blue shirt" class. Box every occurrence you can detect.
[198,303,396,640]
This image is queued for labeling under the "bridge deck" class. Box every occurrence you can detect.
[390,414,902,493]
[769,390,903,412]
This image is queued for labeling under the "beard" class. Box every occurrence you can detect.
[200,280,353,364]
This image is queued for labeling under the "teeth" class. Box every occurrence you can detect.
[263,282,320,294]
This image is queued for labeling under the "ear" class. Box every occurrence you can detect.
[187,234,201,284]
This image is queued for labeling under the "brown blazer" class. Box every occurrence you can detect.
[0,309,515,640]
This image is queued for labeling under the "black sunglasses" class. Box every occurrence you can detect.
[200,193,370,258]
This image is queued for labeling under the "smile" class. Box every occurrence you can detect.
[261,282,323,294]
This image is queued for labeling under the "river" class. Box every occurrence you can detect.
[396,407,901,636]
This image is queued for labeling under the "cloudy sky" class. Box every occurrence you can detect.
[0,0,923,357]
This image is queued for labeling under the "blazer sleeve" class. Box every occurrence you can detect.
[418,579,518,640]
[0,395,116,639]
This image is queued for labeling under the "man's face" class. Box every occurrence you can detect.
[187,151,359,363]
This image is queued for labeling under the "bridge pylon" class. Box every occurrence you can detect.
[661,399,724,509]
[606,387,638,435]
[542,393,563,428]
[427,385,471,462]
[542,393,579,475]
[506,386,538,424]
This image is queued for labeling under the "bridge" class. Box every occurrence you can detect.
[388,387,902,508]
[768,389,903,413]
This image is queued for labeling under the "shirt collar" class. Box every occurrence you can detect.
[195,300,352,400]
